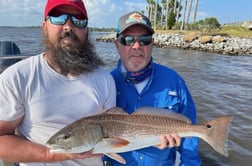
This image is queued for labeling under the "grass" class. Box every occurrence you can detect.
[156,25,252,39]
[212,26,252,38]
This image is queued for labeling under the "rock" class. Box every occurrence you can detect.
[96,32,252,56]
[212,35,225,43]
[183,32,197,42]
[96,33,116,42]
[199,36,212,44]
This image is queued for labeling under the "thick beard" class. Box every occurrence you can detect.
[43,30,104,75]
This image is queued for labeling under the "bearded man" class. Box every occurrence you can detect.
[0,0,116,166]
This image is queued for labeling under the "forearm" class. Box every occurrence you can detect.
[0,135,70,163]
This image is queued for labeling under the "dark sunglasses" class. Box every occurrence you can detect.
[46,14,88,29]
[117,35,153,46]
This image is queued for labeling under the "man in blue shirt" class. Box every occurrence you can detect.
[104,11,201,166]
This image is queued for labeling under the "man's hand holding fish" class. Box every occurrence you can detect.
[157,134,181,149]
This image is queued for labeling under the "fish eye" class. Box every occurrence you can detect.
[62,133,71,140]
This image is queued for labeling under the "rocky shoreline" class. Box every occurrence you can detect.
[96,33,252,56]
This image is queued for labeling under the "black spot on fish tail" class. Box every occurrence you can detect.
[206,124,212,128]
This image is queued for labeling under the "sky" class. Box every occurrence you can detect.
[0,0,251,28]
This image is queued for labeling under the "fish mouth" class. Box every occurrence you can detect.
[46,144,71,153]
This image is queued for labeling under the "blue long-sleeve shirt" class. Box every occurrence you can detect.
[104,62,201,166]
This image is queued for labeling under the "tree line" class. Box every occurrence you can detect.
[144,0,220,32]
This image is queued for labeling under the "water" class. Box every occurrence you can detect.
[1,27,252,166]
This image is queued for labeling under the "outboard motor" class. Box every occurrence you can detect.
[0,41,23,73]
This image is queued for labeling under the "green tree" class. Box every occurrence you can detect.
[146,0,182,30]
[164,0,180,29]
[196,17,220,34]
[167,11,176,29]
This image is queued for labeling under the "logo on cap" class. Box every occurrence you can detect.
[126,13,147,25]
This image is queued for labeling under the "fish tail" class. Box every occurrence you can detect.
[202,116,233,156]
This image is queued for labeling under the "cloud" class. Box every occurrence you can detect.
[0,0,44,26]
[85,0,146,28]
[196,11,210,20]
[84,0,118,28]
[1,0,43,15]
[0,0,147,27]
[124,2,146,12]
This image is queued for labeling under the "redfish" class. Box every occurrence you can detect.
[46,107,233,164]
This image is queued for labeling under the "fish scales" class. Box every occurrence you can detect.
[94,114,204,138]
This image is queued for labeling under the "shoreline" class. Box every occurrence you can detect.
[96,33,252,56]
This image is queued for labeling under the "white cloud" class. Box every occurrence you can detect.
[196,11,209,20]
[0,0,147,27]
[0,0,44,26]
[84,0,118,28]
[83,0,146,28]
[124,2,146,12]
[0,0,251,27]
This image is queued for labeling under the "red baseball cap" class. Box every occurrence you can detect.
[44,0,88,19]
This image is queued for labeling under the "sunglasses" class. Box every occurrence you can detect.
[117,35,152,46]
[47,14,88,29]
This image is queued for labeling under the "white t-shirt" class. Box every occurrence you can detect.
[0,53,116,166]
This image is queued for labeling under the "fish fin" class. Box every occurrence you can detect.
[201,116,233,157]
[134,107,192,123]
[105,153,126,164]
[103,107,129,115]
[103,137,129,148]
